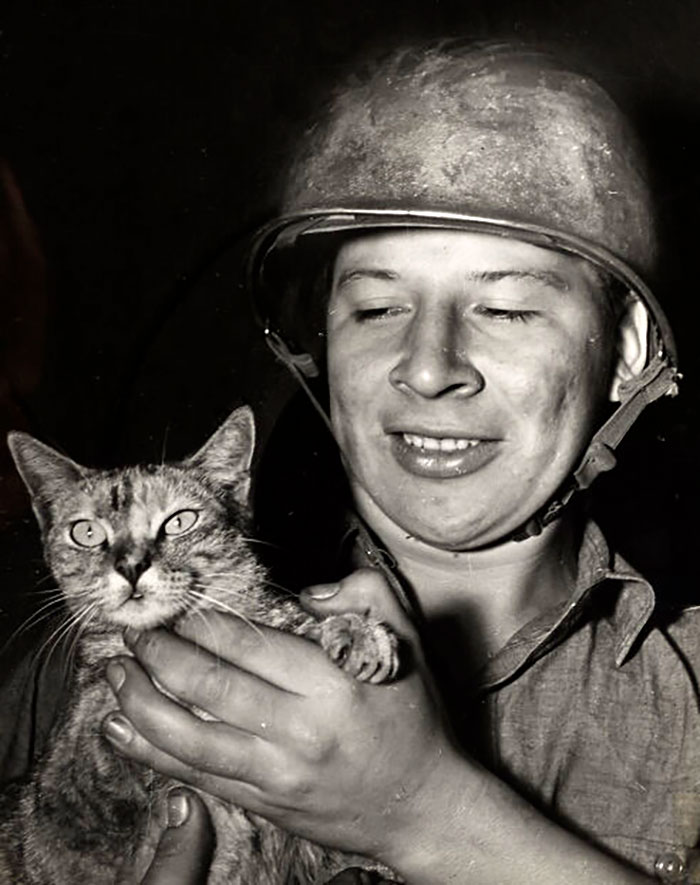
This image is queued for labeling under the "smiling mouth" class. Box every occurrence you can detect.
[401,433,482,452]
[390,432,499,478]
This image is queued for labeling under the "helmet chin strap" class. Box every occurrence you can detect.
[265,324,680,545]
[512,352,680,541]
[264,327,334,435]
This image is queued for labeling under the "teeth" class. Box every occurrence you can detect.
[402,433,480,451]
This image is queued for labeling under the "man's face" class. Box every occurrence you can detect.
[326,229,620,550]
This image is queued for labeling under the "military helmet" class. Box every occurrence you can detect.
[247,40,679,536]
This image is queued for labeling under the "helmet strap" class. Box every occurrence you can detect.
[263,327,336,438]
[512,353,680,540]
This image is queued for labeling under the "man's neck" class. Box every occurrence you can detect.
[356,502,579,681]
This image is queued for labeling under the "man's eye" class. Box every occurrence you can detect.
[354,305,407,322]
[475,306,538,323]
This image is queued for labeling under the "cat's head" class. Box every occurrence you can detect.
[7,406,263,632]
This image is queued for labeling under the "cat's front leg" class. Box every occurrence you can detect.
[302,614,400,685]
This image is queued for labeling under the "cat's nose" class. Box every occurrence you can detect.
[114,554,151,588]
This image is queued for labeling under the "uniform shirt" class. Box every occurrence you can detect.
[2,521,699,882]
[354,519,700,882]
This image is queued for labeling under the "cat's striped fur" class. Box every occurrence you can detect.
[0,407,398,884]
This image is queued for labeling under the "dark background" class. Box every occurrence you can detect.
[2,0,700,639]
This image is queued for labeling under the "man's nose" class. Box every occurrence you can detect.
[389,306,484,398]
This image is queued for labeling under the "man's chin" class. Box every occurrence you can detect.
[364,500,503,553]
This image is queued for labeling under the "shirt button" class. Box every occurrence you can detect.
[654,852,687,882]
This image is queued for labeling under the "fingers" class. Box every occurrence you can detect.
[168,613,344,696]
[102,706,271,811]
[140,789,214,885]
[301,569,419,638]
[120,628,296,730]
[104,656,269,781]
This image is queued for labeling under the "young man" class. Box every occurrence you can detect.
[7,42,692,883]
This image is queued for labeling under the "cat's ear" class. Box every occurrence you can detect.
[6,432,85,531]
[187,406,255,505]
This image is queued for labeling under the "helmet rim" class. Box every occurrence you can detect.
[248,206,678,368]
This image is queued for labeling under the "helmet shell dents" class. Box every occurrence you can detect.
[287,43,654,269]
[249,40,675,364]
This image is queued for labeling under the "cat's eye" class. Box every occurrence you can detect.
[162,509,199,536]
[70,519,107,548]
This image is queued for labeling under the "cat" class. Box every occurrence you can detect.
[0,406,400,885]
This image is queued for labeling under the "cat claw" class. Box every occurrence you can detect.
[315,613,399,684]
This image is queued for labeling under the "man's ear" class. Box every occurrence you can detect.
[609,295,649,402]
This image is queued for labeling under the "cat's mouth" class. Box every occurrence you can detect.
[99,568,189,630]
[103,586,186,631]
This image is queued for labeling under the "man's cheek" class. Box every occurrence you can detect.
[330,392,366,453]
[502,367,576,462]
[496,359,569,420]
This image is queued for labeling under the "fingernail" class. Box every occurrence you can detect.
[306,582,339,600]
[167,789,190,827]
[106,661,125,692]
[103,713,133,745]
[124,627,141,647]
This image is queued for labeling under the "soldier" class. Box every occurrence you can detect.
[12,41,694,883]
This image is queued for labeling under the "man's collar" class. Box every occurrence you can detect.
[478,521,656,690]
[342,515,657,688]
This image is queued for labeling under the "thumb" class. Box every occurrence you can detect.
[141,788,214,885]
[301,567,419,636]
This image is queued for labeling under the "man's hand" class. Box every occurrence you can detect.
[128,788,214,885]
[101,569,468,868]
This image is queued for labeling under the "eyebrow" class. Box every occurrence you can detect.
[466,269,570,291]
[336,267,570,291]
[336,268,399,288]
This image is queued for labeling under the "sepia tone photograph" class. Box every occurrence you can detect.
[1,0,700,881]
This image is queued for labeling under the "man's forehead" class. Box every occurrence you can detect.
[331,228,601,291]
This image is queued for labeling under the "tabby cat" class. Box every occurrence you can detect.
[0,406,399,884]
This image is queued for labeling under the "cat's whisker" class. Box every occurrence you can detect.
[33,573,56,587]
[31,603,95,673]
[62,613,85,674]
[237,536,283,550]
[187,607,225,661]
[27,612,74,673]
[30,581,94,601]
[187,590,265,640]
[191,581,279,611]
[0,597,70,654]
[196,571,260,578]
[55,604,99,664]
[31,586,65,597]
[194,572,255,580]
[191,582,251,599]
[160,425,171,466]
[66,604,100,670]
[18,594,65,621]
[257,579,299,599]
[196,572,297,599]
[38,608,86,661]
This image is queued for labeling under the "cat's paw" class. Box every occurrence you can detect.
[314,614,399,684]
